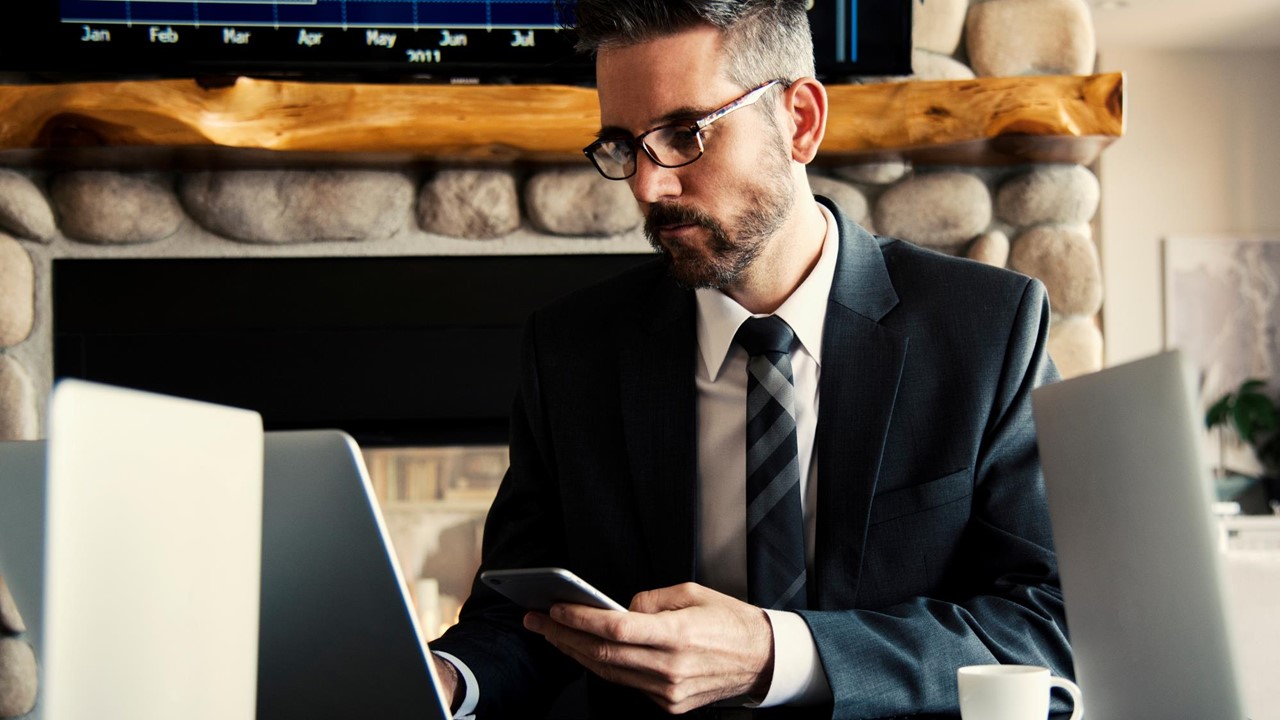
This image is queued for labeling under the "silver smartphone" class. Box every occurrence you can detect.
[479,567,627,613]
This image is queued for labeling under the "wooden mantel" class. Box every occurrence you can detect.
[0,72,1123,166]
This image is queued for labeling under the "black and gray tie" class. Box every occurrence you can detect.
[735,315,808,611]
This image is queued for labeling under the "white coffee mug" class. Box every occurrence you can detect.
[957,664,1083,720]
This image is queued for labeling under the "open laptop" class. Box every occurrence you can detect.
[1032,350,1248,719]
[258,429,451,719]
[0,381,451,720]
[43,380,265,720]
[0,439,47,719]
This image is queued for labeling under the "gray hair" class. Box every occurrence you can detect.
[565,0,815,90]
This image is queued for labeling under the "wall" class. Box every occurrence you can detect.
[1098,47,1280,366]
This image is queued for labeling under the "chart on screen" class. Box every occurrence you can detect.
[60,0,567,30]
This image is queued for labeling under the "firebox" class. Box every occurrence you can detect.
[52,252,652,639]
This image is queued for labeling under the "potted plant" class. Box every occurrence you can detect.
[1205,378,1280,509]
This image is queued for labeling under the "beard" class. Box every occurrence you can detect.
[643,143,795,290]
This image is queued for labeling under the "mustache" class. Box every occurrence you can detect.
[644,203,717,237]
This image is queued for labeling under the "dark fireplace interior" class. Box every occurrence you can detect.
[52,253,653,447]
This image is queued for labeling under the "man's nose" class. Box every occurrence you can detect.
[627,151,682,205]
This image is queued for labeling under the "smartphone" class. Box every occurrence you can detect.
[479,567,627,613]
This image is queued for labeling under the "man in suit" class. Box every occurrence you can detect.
[429,1,1072,717]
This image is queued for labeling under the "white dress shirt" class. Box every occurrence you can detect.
[441,202,841,716]
[694,202,838,706]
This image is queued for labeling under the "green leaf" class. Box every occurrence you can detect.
[1206,395,1233,429]
[1240,379,1268,395]
[1233,392,1278,441]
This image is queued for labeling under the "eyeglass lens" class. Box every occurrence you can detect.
[590,126,704,180]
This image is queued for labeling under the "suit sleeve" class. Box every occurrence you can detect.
[797,279,1071,719]
[428,316,582,717]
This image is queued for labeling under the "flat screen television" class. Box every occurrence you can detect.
[0,1,911,83]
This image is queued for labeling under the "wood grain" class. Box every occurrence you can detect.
[0,73,1124,165]
[824,73,1123,155]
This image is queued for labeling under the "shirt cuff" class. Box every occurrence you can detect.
[432,650,479,720]
[749,610,832,707]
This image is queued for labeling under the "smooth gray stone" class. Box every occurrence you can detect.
[51,171,184,245]
[832,160,911,186]
[0,638,37,717]
[913,0,968,55]
[966,0,1096,77]
[0,356,36,442]
[996,164,1100,227]
[966,230,1011,268]
[0,170,55,243]
[524,167,642,237]
[808,173,870,227]
[181,170,413,244]
[910,49,977,81]
[0,235,33,348]
[1009,225,1103,317]
[418,168,520,239]
[874,171,992,247]
[1048,315,1104,379]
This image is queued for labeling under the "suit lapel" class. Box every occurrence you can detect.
[813,196,909,608]
[617,274,699,589]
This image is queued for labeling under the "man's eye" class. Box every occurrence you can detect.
[668,129,700,153]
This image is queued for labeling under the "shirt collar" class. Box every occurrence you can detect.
[695,202,840,381]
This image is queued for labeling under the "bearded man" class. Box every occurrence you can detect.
[428,2,1073,718]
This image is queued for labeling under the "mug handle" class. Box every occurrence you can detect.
[1049,677,1084,720]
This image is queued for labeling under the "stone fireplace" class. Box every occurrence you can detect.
[0,157,1105,441]
[0,0,1118,442]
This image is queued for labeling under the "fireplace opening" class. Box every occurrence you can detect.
[52,253,653,447]
[52,252,652,642]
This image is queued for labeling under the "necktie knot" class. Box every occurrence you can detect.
[735,316,795,357]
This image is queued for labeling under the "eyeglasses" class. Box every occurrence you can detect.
[583,79,786,181]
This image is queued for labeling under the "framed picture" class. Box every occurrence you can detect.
[1163,235,1280,475]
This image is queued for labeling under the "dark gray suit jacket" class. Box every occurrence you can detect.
[432,197,1072,719]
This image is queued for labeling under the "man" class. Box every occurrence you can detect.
[429,1,1072,717]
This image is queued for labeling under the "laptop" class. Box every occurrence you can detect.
[43,379,265,720]
[1032,350,1248,719]
[0,382,451,720]
[257,429,452,719]
[0,439,47,719]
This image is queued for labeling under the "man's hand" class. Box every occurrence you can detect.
[523,582,774,714]
[431,654,459,712]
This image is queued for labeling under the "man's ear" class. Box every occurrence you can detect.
[783,77,828,164]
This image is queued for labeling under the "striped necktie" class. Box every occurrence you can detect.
[734,315,808,611]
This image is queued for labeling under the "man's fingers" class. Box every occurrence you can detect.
[629,582,704,614]
[532,613,671,675]
[554,641,727,713]
[547,603,674,647]
[534,613,744,707]
[524,584,775,714]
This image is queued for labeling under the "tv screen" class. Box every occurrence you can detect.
[0,1,911,83]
